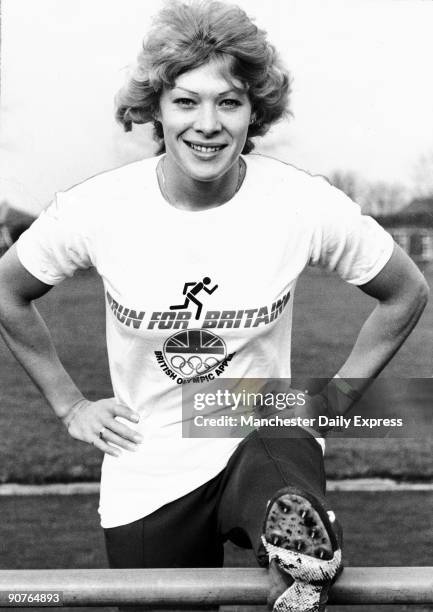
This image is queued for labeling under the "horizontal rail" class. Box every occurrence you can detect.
[0,567,432,607]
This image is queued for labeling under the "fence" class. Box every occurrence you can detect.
[0,567,432,607]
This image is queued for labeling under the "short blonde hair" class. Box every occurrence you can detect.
[115,0,291,153]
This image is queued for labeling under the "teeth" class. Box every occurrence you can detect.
[187,142,223,153]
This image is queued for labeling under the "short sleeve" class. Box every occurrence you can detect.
[16,190,94,285]
[308,177,394,285]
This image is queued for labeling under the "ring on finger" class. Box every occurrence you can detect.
[99,426,107,441]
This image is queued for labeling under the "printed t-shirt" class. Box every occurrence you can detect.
[16,154,394,527]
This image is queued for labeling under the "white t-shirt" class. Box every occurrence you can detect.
[16,154,394,527]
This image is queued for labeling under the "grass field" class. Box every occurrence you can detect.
[0,266,432,484]
[1,491,432,612]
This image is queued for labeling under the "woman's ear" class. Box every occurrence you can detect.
[249,112,256,125]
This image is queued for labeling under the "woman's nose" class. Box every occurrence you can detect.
[193,104,222,135]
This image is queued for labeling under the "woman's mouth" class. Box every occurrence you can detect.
[184,140,226,153]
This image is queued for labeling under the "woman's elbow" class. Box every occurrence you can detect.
[400,273,430,326]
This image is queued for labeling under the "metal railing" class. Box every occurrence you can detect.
[0,567,432,607]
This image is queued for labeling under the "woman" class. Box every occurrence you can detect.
[0,2,428,611]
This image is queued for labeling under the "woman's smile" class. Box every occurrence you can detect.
[183,139,228,156]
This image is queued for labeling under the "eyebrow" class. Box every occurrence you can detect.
[172,86,243,96]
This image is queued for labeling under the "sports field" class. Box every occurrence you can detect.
[0,266,431,484]
[0,490,431,612]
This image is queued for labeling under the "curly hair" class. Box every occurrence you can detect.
[115,0,291,154]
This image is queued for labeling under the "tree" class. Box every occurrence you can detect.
[364,181,409,216]
[413,152,433,199]
[328,170,409,215]
[328,170,363,202]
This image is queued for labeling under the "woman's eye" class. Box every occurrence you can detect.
[174,98,196,107]
[220,99,242,108]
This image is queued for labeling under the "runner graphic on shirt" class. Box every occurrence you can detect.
[170,277,218,320]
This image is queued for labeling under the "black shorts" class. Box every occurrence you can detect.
[104,427,340,569]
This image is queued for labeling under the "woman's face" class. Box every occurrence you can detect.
[157,59,252,184]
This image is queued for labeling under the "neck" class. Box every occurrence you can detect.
[159,155,243,211]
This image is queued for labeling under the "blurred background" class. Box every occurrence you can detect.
[2,0,433,258]
[1,2,433,193]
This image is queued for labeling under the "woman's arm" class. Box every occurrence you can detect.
[321,243,429,415]
[0,245,142,456]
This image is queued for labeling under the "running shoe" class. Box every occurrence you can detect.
[262,486,343,612]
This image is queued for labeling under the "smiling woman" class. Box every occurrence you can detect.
[115,0,289,210]
[115,1,290,150]
[0,1,429,612]
[156,61,253,208]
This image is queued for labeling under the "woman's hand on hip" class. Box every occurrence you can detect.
[62,398,143,457]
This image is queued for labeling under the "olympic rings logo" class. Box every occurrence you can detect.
[170,355,219,377]
[163,329,227,379]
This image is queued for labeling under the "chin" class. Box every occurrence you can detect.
[186,157,239,183]
[192,168,229,183]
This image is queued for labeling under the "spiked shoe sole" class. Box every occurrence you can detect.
[262,487,342,612]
